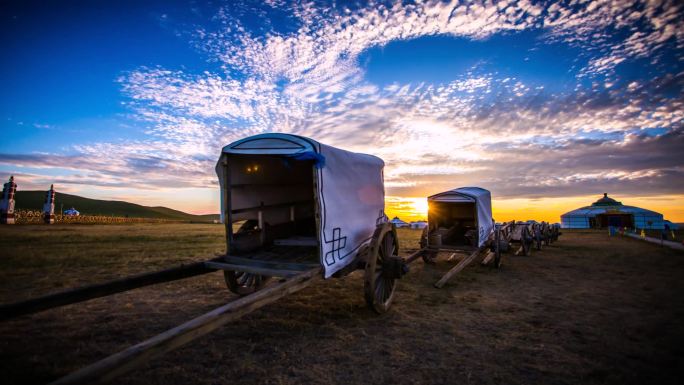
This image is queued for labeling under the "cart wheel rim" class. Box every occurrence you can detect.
[224,270,271,296]
[364,223,399,314]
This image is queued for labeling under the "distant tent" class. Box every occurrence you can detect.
[64,207,80,216]
[389,216,409,228]
[409,221,428,229]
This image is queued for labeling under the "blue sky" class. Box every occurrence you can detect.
[1,1,213,151]
[1,0,682,218]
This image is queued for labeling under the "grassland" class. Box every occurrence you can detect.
[0,225,683,384]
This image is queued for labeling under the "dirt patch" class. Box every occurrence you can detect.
[1,226,683,384]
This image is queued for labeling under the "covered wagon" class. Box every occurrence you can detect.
[412,187,502,288]
[215,133,406,312]
[422,187,495,251]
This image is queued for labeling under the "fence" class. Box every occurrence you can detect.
[13,210,182,224]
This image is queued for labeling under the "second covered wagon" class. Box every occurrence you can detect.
[411,187,505,288]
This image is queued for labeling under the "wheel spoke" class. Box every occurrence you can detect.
[381,277,389,302]
[384,278,394,302]
[237,273,248,286]
[381,278,388,301]
[375,276,384,300]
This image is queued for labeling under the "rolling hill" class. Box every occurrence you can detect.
[14,191,219,222]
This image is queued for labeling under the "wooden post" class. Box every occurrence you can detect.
[49,268,322,385]
[258,210,265,245]
[223,157,233,254]
[43,184,56,224]
[434,248,484,288]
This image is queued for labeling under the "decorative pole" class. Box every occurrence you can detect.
[43,184,55,224]
[0,176,17,224]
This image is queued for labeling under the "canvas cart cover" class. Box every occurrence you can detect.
[428,187,494,247]
[216,133,386,278]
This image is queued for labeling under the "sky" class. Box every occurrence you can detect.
[1,0,683,222]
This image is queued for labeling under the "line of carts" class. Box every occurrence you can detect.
[0,134,561,385]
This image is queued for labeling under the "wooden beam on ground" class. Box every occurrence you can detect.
[434,248,485,289]
[49,267,322,385]
[481,251,495,265]
[0,258,222,321]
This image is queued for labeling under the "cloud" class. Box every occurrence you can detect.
[2,0,683,207]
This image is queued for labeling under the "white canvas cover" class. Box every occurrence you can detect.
[216,133,386,278]
[428,187,494,247]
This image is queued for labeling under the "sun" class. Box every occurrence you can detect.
[410,198,429,218]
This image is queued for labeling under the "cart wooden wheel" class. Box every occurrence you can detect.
[224,271,271,295]
[364,223,399,314]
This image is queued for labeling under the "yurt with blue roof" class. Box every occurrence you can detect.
[560,193,664,230]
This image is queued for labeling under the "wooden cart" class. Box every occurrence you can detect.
[509,221,535,256]
[409,187,505,288]
[0,134,409,384]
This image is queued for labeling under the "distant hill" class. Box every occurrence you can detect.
[14,191,219,222]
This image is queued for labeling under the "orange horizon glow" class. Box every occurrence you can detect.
[384,194,684,224]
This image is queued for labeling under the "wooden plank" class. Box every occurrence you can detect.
[0,258,221,321]
[434,248,485,288]
[273,237,317,247]
[223,157,233,253]
[204,261,301,278]
[50,268,322,385]
[258,210,265,245]
[221,255,319,271]
[230,200,313,215]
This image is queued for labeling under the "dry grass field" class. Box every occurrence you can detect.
[1,224,683,385]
